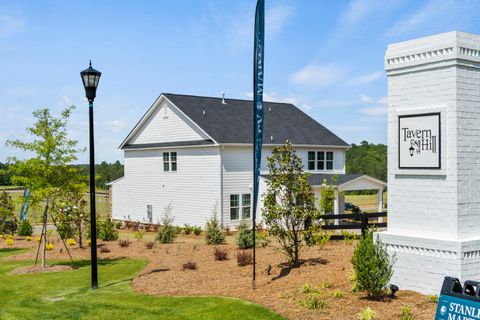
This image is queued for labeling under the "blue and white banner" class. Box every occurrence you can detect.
[19,188,30,221]
[252,0,265,223]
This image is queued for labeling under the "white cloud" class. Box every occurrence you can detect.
[348,71,383,86]
[385,0,480,38]
[0,15,25,38]
[359,105,387,116]
[359,94,373,103]
[290,64,345,88]
[266,3,295,37]
[245,91,314,111]
[104,120,128,133]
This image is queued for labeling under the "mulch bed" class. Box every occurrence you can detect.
[1,233,437,319]
[10,264,76,275]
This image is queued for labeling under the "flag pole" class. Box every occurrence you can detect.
[252,0,265,290]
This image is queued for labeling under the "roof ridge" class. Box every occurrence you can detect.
[163,92,295,106]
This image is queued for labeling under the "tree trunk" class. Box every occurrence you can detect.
[41,202,49,268]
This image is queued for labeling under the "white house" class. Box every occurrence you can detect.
[110,93,386,227]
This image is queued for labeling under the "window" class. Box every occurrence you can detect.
[230,193,251,220]
[163,152,177,172]
[307,151,334,171]
[147,205,153,223]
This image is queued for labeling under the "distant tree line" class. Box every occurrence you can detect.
[346,140,387,183]
[0,161,124,190]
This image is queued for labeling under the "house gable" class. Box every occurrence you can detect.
[120,95,214,148]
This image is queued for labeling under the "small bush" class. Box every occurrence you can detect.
[45,243,55,251]
[5,238,13,246]
[256,230,270,248]
[236,220,254,249]
[427,295,438,303]
[236,250,253,266]
[183,224,193,235]
[97,218,119,241]
[401,306,414,320]
[352,229,395,299]
[118,239,130,247]
[319,281,333,289]
[99,245,111,253]
[204,212,225,245]
[145,241,154,249]
[115,221,123,229]
[0,191,17,235]
[35,237,41,243]
[86,239,91,246]
[175,226,183,234]
[192,226,202,236]
[358,307,376,320]
[17,219,33,236]
[66,238,76,246]
[134,230,144,241]
[300,283,318,294]
[333,289,344,299]
[342,230,359,245]
[213,247,229,261]
[25,236,32,241]
[156,206,177,244]
[301,296,329,310]
[182,261,197,270]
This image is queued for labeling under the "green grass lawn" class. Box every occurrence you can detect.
[0,249,283,320]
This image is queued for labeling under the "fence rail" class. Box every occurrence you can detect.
[320,212,388,240]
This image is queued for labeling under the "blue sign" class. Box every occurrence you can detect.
[436,277,480,320]
[19,188,30,221]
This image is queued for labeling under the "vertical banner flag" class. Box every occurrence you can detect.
[252,0,265,289]
[19,188,31,221]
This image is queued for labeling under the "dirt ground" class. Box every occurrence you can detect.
[2,233,436,320]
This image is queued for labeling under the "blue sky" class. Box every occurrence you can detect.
[1,0,480,163]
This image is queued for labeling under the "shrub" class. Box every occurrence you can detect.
[306,230,331,248]
[333,289,344,298]
[115,221,123,229]
[236,220,254,249]
[256,230,270,248]
[17,219,33,237]
[0,191,17,235]
[86,239,91,246]
[175,226,183,234]
[25,236,32,241]
[300,283,318,294]
[99,245,111,253]
[428,295,438,303]
[319,281,333,289]
[183,224,193,235]
[213,247,229,261]
[358,307,376,320]
[204,212,225,245]
[301,296,329,310]
[5,238,13,246]
[182,261,197,270]
[134,230,144,241]
[145,241,154,249]
[192,226,202,236]
[236,250,253,266]
[342,230,359,245]
[401,306,414,320]
[66,238,76,246]
[156,206,177,244]
[352,229,395,299]
[35,237,41,243]
[97,218,119,241]
[118,239,130,247]
[45,243,55,251]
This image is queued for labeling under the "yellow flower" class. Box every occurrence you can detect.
[25,236,33,241]
[5,239,14,246]
[35,237,41,243]
[45,243,55,251]
[86,239,91,246]
[7,235,14,240]
[66,238,76,246]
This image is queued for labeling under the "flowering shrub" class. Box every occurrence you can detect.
[66,238,76,246]
[5,238,13,246]
[25,236,33,241]
[35,237,41,243]
[45,243,55,251]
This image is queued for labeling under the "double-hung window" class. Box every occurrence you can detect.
[163,152,177,172]
[307,151,334,171]
[230,194,251,220]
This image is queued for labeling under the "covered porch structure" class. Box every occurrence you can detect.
[309,174,387,225]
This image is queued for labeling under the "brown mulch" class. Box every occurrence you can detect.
[1,233,437,320]
[10,264,76,275]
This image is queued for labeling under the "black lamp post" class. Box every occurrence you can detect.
[80,60,102,289]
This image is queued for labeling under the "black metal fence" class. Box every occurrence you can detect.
[320,212,388,240]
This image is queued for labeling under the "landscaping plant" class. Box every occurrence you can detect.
[235,220,254,249]
[192,225,202,236]
[352,228,396,299]
[134,230,144,241]
[99,245,111,253]
[145,240,154,249]
[401,305,414,320]
[17,219,33,236]
[183,224,193,235]
[204,211,225,245]
[55,193,89,247]
[98,218,119,241]
[213,247,229,261]
[118,239,131,247]
[262,142,318,265]
[0,190,17,235]
[333,289,344,299]
[342,230,359,245]
[156,205,177,244]
[301,296,329,310]
[358,307,377,320]
[236,250,253,266]
[182,261,198,270]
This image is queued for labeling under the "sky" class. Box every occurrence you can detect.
[1,0,480,163]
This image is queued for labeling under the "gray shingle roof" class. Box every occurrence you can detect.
[164,93,349,147]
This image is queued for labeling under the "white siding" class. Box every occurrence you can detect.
[130,99,209,145]
[112,147,221,227]
[221,145,347,227]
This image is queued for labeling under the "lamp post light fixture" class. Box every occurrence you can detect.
[80,60,102,289]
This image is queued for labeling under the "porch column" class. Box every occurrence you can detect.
[333,189,340,226]
[377,188,384,223]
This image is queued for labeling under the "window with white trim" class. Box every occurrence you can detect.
[163,152,177,172]
[230,194,251,220]
[307,151,334,171]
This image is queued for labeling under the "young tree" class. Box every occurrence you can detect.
[0,191,17,235]
[319,177,336,214]
[6,107,84,267]
[54,189,89,247]
[262,142,318,265]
